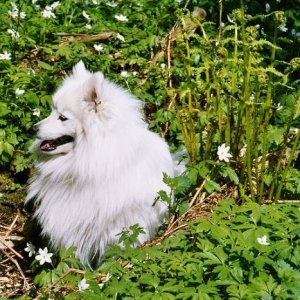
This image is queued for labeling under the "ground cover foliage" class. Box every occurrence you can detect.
[21,201,300,299]
[0,0,300,298]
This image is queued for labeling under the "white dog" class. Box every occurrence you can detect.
[26,62,174,265]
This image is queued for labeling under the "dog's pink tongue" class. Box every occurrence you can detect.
[40,142,50,151]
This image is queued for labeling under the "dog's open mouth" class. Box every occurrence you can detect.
[40,135,74,152]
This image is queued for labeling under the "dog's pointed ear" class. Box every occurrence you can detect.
[85,72,104,113]
[72,61,89,77]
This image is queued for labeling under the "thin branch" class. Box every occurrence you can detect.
[0,247,29,290]
[53,32,114,45]
[36,268,85,299]
[0,240,24,259]
[5,210,20,237]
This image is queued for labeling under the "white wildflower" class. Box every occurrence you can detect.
[7,29,20,38]
[98,273,112,289]
[106,1,117,7]
[255,24,260,29]
[116,33,125,42]
[257,235,270,246]
[8,10,19,18]
[94,44,104,52]
[160,63,166,69]
[78,278,89,291]
[121,71,129,78]
[265,3,270,13]
[279,24,288,32]
[85,24,92,29]
[35,247,53,265]
[51,1,60,9]
[11,2,18,10]
[115,14,128,22]
[33,109,41,117]
[276,103,283,111]
[24,242,36,257]
[239,144,247,157]
[42,8,56,18]
[9,3,26,19]
[290,128,299,135]
[217,143,233,162]
[82,10,90,21]
[132,71,138,76]
[221,22,225,28]
[0,52,12,60]
[15,88,25,96]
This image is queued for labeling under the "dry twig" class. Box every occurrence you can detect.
[53,32,114,45]
[35,268,85,299]
[0,247,29,290]
[5,210,20,237]
[0,240,23,259]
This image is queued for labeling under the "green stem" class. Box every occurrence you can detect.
[216,82,222,134]
[227,24,238,147]
[267,124,290,200]
[274,130,300,202]
[258,28,278,202]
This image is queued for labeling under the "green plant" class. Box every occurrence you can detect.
[0,0,299,201]
[157,4,300,201]
[21,200,300,299]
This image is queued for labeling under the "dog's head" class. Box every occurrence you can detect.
[34,61,104,155]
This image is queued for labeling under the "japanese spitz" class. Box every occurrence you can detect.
[26,62,174,265]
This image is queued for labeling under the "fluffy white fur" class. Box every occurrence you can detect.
[26,62,174,265]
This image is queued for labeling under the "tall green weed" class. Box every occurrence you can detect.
[158,5,300,202]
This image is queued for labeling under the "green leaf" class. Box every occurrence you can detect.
[0,103,9,117]
[139,274,160,288]
[4,142,14,156]
[267,125,285,145]
[204,179,222,193]
[38,60,53,71]
[220,166,239,184]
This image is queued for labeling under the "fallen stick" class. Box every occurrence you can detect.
[5,211,20,237]
[53,32,114,44]
[0,240,24,259]
[0,247,29,290]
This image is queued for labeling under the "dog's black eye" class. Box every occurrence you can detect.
[58,115,68,121]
